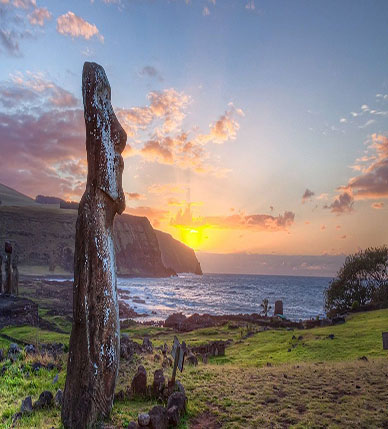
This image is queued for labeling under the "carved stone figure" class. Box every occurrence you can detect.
[62,62,127,429]
[4,242,12,295]
[11,255,19,296]
[274,300,283,316]
[0,254,3,294]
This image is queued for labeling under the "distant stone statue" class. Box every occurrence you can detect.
[274,300,283,316]
[11,255,19,296]
[62,62,127,429]
[4,242,12,295]
[0,254,3,294]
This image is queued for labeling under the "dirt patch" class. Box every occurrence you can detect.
[190,412,222,429]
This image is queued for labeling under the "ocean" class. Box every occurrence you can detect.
[117,273,332,321]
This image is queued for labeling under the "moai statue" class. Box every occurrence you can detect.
[0,253,3,295]
[274,300,283,316]
[11,255,19,296]
[62,62,126,429]
[4,242,12,295]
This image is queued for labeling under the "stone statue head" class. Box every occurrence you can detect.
[82,62,127,214]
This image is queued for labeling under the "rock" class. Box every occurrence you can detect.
[0,349,4,362]
[298,335,303,341]
[154,353,161,362]
[274,300,283,316]
[186,352,198,366]
[54,389,63,408]
[175,381,186,398]
[142,337,153,353]
[167,391,186,417]
[359,356,368,361]
[24,344,36,355]
[62,62,127,429]
[167,405,180,427]
[4,242,12,295]
[121,334,142,360]
[162,357,173,368]
[53,374,59,384]
[149,405,168,429]
[131,365,147,397]
[33,390,53,409]
[138,413,150,427]
[11,254,19,296]
[8,343,21,355]
[20,396,33,414]
[152,369,165,397]
[0,296,39,330]
[32,362,43,372]
[328,334,335,340]
[127,422,139,429]
[190,340,226,357]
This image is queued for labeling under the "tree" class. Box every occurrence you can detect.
[260,298,272,317]
[325,246,388,316]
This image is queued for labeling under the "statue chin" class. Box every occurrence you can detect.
[115,194,126,215]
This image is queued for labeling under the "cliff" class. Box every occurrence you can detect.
[0,184,201,277]
[155,230,202,274]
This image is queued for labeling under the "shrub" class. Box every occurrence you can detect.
[325,246,388,316]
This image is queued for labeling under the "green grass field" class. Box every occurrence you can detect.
[1,309,388,428]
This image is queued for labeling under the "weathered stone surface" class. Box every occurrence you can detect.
[33,391,53,409]
[167,405,180,427]
[62,62,127,429]
[4,242,12,294]
[142,337,153,353]
[127,422,139,429]
[274,300,283,316]
[20,396,33,414]
[120,334,142,360]
[11,255,19,296]
[131,365,147,397]
[138,413,150,427]
[167,391,186,416]
[186,352,198,366]
[190,341,226,357]
[152,369,165,397]
[0,295,38,330]
[54,389,63,408]
[149,405,168,429]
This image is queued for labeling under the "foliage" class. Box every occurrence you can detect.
[260,298,271,317]
[325,246,388,315]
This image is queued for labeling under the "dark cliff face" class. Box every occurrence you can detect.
[155,229,202,275]
[0,205,200,277]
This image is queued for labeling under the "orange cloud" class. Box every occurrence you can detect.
[324,191,354,214]
[57,11,104,42]
[371,202,384,209]
[28,7,51,26]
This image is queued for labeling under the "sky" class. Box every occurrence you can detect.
[1,0,388,275]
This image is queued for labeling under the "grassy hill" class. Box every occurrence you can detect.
[0,183,39,208]
[1,308,388,428]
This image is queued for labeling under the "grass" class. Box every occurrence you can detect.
[1,309,388,428]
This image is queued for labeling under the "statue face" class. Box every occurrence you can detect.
[82,62,127,214]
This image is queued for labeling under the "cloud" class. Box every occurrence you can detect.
[148,183,185,194]
[324,191,354,214]
[125,192,145,200]
[301,188,314,203]
[57,11,104,42]
[344,134,388,199]
[371,202,384,209]
[28,7,51,26]
[171,204,295,232]
[139,65,163,81]
[202,6,210,16]
[245,0,255,10]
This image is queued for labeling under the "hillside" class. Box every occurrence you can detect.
[155,229,202,274]
[0,184,201,277]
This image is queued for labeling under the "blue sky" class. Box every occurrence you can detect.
[1,0,388,271]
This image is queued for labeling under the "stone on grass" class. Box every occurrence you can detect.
[186,352,198,366]
[167,391,186,416]
[152,369,165,397]
[33,391,53,409]
[20,396,33,414]
[167,405,180,427]
[138,412,150,427]
[149,405,168,429]
[127,422,139,429]
[131,365,147,397]
[24,344,36,355]
[54,389,63,408]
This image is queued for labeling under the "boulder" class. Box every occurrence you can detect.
[167,391,186,417]
[127,422,139,429]
[131,365,147,397]
[186,353,198,366]
[152,369,165,397]
[138,413,150,427]
[167,405,180,427]
[142,337,153,353]
[33,391,53,409]
[54,389,63,408]
[149,405,168,429]
[20,396,33,414]
[24,344,36,355]
[121,335,142,360]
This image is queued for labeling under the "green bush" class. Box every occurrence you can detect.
[325,246,388,316]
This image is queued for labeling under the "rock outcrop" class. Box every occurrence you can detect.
[62,62,126,428]
[155,230,202,274]
[0,195,201,277]
[0,295,38,329]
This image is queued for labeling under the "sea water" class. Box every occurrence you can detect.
[117,273,331,321]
